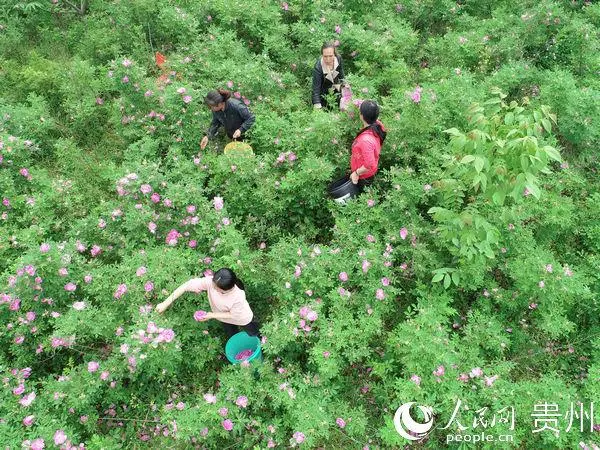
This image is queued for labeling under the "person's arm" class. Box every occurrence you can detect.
[155,278,208,313]
[203,311,234,321]
[201,114,222,148]
[236,102,255,134]
[350,138,377,184]
[337,55,345,84]
[312,61,323,108]
[360,138,377,172]
[207,113,221,139]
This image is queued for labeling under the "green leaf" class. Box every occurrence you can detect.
[443,274,452,289]
[525,183,541,199]
[504,112,514,125]
[544,146,562,163]
[432,272,445,283]
[474,156,484,173]
[444,128,462,137]
[492,190,506,206]
[480,173,487,192]
[541,119,552,134]
[451,271,460,287]
[461,155,475,164]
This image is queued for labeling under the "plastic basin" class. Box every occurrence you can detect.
[225,331,262,365]
[328,175,360,204]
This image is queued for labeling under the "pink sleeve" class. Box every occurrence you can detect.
[359,137,377,171]
[183,277,212,293]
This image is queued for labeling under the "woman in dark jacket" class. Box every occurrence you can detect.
[312,42,345,110]
[200,89,256,150]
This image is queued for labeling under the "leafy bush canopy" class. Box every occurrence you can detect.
[0,0,599,448]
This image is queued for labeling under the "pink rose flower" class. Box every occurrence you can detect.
[236,395,248,408]
[293,431,305,444]
[336,418,346,428]
[72,302,86,311]
[30,438,45,450]
[222,419,233,431]
[433,365,445,377]
[53,430,67,445]
[23,415,35,426]
[88,361,99,373]
[213,196,224,211]
[204,393,216,404]
[484,375,498,387]
[20,392,36,407]
[194,310,207,321]
[470,367,483,378]
[113,284,127,299]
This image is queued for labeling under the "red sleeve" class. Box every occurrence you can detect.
[359,137,377,171]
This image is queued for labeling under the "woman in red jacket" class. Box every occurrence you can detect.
[349,100,387,191]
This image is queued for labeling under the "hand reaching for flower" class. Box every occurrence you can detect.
[155,301,171,314]
[198,312,213,322]
[232,129,242,139]
[200,135,209,149]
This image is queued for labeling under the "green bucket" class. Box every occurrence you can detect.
[225,331,262,365]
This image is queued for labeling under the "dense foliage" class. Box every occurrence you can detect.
[1,0,599,448]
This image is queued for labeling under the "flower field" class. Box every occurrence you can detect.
[1,0,599,448]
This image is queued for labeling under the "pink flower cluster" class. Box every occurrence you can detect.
[165,229,182,246]
[275,151,297,165]
[50,336,75,348]
[432,365,445,382]
[235,349,254,360]
[193,310,207,321]
[410,86,423,103]
[134,322,176,346]
[113,283,128,299]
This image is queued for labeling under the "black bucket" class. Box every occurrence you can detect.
[328,176,360,204]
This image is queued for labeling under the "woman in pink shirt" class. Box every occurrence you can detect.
[155,268,259,338]
[349,100,387,191]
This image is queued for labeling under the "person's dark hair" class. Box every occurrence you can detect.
[204,89,231,106]
[321,41,338,56]
[356,100,387,143]
[213,268,245,291]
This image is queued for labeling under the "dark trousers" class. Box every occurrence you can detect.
[222,320,260,339]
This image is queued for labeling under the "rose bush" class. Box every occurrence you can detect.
[1,0,599,448]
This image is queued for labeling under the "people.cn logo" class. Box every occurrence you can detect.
[393,402,434,441]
